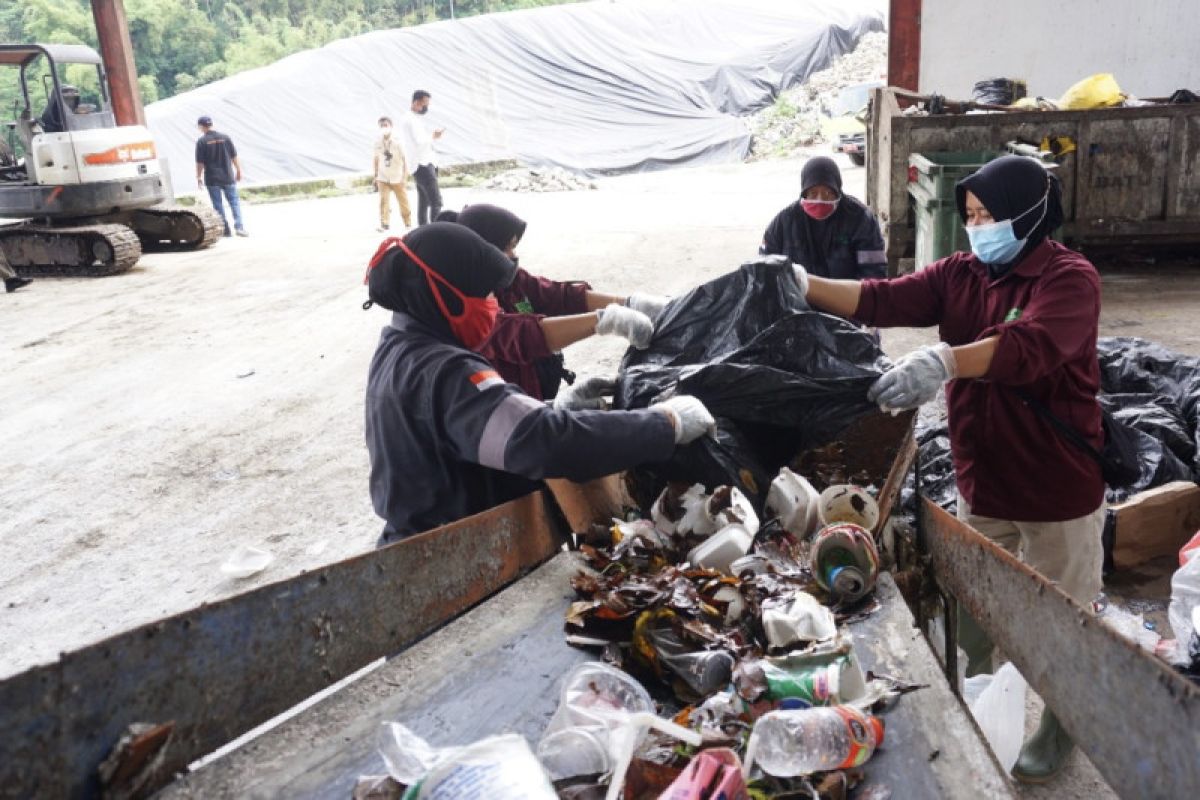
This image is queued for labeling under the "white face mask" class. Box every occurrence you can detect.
[379,125,392,135]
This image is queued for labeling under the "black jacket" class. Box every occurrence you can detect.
[365,312,675,543]
[760,196,887,280]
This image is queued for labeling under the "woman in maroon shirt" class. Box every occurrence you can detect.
[439,204,668,401]
[799,156,1103,785]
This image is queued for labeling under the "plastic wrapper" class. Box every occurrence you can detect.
[965,663,1026,773]
[1169,534,1200,668]
[617,259,888,504]
[376,723,556,799]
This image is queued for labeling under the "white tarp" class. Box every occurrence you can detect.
[146,0,885,189]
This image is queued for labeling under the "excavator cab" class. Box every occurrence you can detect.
[0,44,221,277]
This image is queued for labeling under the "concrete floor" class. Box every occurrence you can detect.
[2,151,1194,797]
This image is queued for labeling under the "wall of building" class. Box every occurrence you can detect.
[918,0,1200,100]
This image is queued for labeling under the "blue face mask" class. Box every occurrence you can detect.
[966,190,1049,265]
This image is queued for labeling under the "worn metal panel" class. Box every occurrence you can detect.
[1175,114,1200,217]
[0,490,565,800]
[921,499,1200,799]
[1077,117,1172,221]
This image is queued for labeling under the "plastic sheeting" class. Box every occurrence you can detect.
[144,0,885,191]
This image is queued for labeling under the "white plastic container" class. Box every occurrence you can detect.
[762,591,837,648]
[817,484,880,530]
[766,467,821,537]
[687,523,754,573]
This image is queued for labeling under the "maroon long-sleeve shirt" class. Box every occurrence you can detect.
[479,267,593,399]
[853,239,1104,522]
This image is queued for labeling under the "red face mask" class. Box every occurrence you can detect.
[365,237,499,349]
[801,198,839,221]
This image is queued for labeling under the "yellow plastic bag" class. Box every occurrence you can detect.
[1058,73,1124,110]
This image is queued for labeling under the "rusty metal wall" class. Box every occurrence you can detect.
[868,88,1200,274]
[920,499,1200,799]
[0,491,565,800]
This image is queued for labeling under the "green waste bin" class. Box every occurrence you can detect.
[907,151,996,268]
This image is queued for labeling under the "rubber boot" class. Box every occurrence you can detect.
[957,608,994,678]
[1012,707,1075,784]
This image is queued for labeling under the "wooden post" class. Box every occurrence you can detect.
[91,0,146,126]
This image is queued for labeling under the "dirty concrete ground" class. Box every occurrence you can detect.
[2,150,1194,798]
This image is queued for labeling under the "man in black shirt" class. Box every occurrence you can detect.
[194,116,248,237]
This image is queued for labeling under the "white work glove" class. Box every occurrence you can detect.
[792,263,809,297]
[596,303,653,349]
[867,342,957,413]
[651,395,717,445]
[553,376,616,411]
[626,292,670,321]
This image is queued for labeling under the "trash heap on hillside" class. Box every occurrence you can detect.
[748,31,887,160]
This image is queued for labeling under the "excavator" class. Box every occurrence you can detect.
[0,43,223,277]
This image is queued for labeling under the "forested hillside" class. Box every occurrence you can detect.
[1,1,577,103]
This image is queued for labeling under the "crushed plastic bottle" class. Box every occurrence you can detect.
[745,706,884,777]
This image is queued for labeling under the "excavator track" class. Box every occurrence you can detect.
[0,223,142,278]
[133,204,225,252]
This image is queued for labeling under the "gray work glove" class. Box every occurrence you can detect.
[867,342,957,413]
[596,303,653,349]
[651,395,717,444]
[626,292,670,320]
[792,263,809,297]
[553,376,616,411]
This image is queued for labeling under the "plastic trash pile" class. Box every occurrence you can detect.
[545,472,910,798]
[362,469,914,799]
[480,166,598,192]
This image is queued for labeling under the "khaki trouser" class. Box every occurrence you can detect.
[956,494,1105,605]
[0,257,15,280]
[955,493,1105,677]
[378,180,411,228]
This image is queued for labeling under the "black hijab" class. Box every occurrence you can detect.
[800,156,843,198]
[955,155,1064,274]
[456,204,528,251]
[367,222,516,337]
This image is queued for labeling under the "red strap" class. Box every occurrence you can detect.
[362,235,467,322]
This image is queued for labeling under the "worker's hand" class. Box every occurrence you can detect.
[553,376,616,411]
[867,343,957,413]
[596,303,653,349]
[626,292,670,321]
[652,395,717,445]
[792,263,809,297]
[433,128,445,139]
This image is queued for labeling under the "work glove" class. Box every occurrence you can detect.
[626,292,671,321]
[792,263,809,297]
[553,376,616,411]
[651,395,717,445]
[867,342,957,413]
[596,303,653,349]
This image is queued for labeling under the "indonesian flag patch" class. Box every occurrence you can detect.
[469,369,504,391]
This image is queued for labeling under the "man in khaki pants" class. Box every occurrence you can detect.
[373,116,411,232]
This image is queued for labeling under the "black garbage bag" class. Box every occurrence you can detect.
[1099,392,1195,465]
[972,77,1027,106]
[900,416,956,516]
[617,257,888,505]
[623,256,810,370]
[1098,337,1200,478]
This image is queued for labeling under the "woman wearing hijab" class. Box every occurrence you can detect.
[795,155,1102,784]
[363,222,715,544]
[438,204,669,401]
[759,156,888,280]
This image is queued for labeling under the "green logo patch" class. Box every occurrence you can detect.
[514,298,534,314]
[1004,307,1023,322]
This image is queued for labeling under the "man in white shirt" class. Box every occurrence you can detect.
[400,89,445,225]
